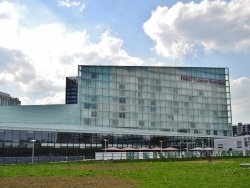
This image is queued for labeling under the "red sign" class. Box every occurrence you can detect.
[181,75,225,86]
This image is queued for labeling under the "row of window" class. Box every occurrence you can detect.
[80,66,227,74]
[81,115,229,125]
[81,96,229,106]
[80,69,227,81]
[80,80,229,92]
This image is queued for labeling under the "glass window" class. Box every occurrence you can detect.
[119,112,126,118]
[119,97,126,104]
[0,130,4,142]
[12,131,19,142]
[119,83,125,89]
[5,130,12,142]
[84,118,91,125]
[92,73,98,79]
[119,105,126,111]
[91,111,98,117]
[41,132,48,143]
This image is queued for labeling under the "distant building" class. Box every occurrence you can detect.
[65,77,78,104]
[0,91,21,106]
[232,123,250,136]
[214,135,250,152]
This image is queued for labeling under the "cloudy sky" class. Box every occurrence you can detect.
[0,0,250,124]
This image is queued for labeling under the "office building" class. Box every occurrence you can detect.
[0,66,232,161]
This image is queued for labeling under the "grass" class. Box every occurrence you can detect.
[1,157,250,188]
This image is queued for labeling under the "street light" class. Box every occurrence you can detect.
[31,139,36,164]
[159,140,163,153]
[180,137,182,158]
[104,139,108,153]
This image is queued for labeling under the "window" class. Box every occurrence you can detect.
[119,98,126,104]
[119,83,125,89]
[155,79,161,85]
[174,101,178,107]
[91,111,97,117]
[198,90,204,96]
[92,73,98,79]
[173,108,179,114]
[84,103,96,109]
[112,120,118,126]
[214,130,218,135]
[139,121,145,126]
[218,144,223,149]
[151,122,155,127]
[223,131,228,136]
[156,86,161,92]
[119,112,126,118]
[138,99,144,105]
[150,107,156,112]
[190,122,195,128]
[84,119,91,125]
[119,105,125,111]
[138,85,143,90]
[89,95,97,102]
[119,90,125,96]
[237,141,242,148]
[84,103,91,109]
[151,100,156,106]
[138,77,144,84]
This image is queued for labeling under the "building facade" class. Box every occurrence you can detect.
[0,66,232,162]
[79,66,232,136]
[214,135,250,153]
[0,91,21,106]
[65,77,78,104]
[232,123,250,136]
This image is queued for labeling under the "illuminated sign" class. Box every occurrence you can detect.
[180,75,225,85]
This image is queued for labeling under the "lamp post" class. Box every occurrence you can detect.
[180,137,182,158]
[104,139,108,153]
[31,139,36,164]
[159,140,163,153]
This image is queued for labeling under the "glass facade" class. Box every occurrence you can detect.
[0,130,213,160]
[78,66,232,137]
[0,65,232,163]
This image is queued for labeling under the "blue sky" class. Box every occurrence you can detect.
[0,0,250,124]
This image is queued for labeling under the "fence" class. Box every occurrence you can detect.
[1,150,250,165]
[95,150,250,160]
[0,156,84,165]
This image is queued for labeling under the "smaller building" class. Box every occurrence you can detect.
[232,123,250,136]
[0,91,21,106]
[214,135,250,152]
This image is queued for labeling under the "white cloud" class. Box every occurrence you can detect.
[35,92,65,105]
[58,0,85,12]
[231,77,250,124]
[0,1,143,105]
[143,0,250,59]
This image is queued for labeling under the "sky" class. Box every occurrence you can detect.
[0,0,250,124]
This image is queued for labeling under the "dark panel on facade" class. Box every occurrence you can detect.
[65,77,78,104]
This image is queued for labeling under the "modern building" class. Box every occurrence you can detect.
[232,123,250,136]
[0,66,232,161]
[0,91,21,106]
[214,135,250,153]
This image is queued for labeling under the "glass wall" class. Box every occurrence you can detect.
[0,129,214,159]
[78,66,232,137]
